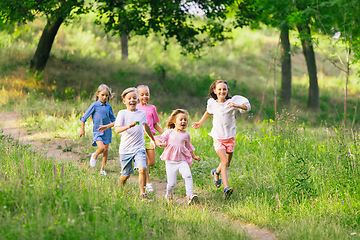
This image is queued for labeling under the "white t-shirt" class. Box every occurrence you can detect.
[114,109,148,154]
[207,95,251,139]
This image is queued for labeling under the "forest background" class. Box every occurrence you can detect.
[1,0,360,239]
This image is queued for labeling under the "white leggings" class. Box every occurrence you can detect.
[165,161,193,198]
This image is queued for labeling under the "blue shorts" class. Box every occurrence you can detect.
[119,150,147,176]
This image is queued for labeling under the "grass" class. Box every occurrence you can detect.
[2,94,360,238]
[0,133,250,239]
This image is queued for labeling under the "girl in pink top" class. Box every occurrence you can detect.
[155,109,200,205]
[136,85,164,192]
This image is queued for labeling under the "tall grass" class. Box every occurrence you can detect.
[0,133,250,239]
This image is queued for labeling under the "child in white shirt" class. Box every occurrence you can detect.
[192,80,251,200]
[115,87,156,201]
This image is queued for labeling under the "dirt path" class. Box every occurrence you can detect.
[0,112,276,240]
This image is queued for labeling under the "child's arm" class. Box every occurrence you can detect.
[79,121,86,137]
[153,123,164,134]
[98,122,115,132]
[227,102,248,111]
[143,123,156,149]
[115,122,136,134]
[190,151,201,162]
[192,111,211,129]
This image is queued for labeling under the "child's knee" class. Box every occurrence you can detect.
[98,146,106,153]
[138,167,146,174]
[182,173,193,180]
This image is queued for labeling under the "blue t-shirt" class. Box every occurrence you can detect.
[80,100,116,146]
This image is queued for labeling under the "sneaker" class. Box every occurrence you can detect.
[145,183,154,192]
[89,152,97,167]
[187,194,199,205]
[140,193,152,202]
[224,187,233,200]
[164,194,172,203]
[100,170,106,176]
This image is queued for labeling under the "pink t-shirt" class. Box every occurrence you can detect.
[136,104,160,135]
[155,129,195,166]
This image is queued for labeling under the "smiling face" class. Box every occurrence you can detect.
[174,113,188,132]
[213,82,228,102]
[137,87,150,106]
[123,92,138,111]
[97,89,110,104]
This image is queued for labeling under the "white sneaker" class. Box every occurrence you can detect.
[187,194,199,205]
[145,183,154,192]
[164,194,172,203]
[89,152,97,167]
[100,170,106,176]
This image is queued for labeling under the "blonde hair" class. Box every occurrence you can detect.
[209,80,231,100]
[167,109,188,129]
[136,85,150,95]
[121,87,138,99]
[95,84,113,102]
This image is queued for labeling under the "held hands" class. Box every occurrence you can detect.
[155,139,167,147]
[193,155,201,162]
[192,122,201,129]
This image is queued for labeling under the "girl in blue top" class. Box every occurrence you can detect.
[79,84,116,176]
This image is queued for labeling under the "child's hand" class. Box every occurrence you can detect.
[193,156,201,161]
[192,122,201,129]
[150,140,156,149]
[98,125,108,132]
[129,122,136,128]
[227,102,235,108]
[79,130,85,137]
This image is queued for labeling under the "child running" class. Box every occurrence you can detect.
[79,84,116,176]
[136,85,164,193]
[155,109,201,205]
[115,87,156,201]
[192,80,251,200]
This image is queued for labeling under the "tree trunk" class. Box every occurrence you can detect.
[30,17,64,71]
[121,33,128,60]
[297,23,319,109]
[280,25,292,105]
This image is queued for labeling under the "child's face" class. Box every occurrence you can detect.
[174,113,188,132]
[214,82,228,102]
[138,87,150,106]
[123,92,138,111]
[97,89,109,104]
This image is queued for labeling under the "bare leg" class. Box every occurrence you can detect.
[100,144,109,171]
[94,141,105,159]
[138,167,147,195]
[119,175,131,186]
[215,150,233,189]
[145,149,155,184]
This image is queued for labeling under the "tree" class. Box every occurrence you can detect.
[0,0,90,71]
[313,0,360,126]
[236,0,322,109]
[95,0,234,57]
[236,0,295,106]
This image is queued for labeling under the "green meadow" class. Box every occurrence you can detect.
[1,13,360,239]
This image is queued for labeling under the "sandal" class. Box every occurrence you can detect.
[211,168,222,188]
[224,187,233,200]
